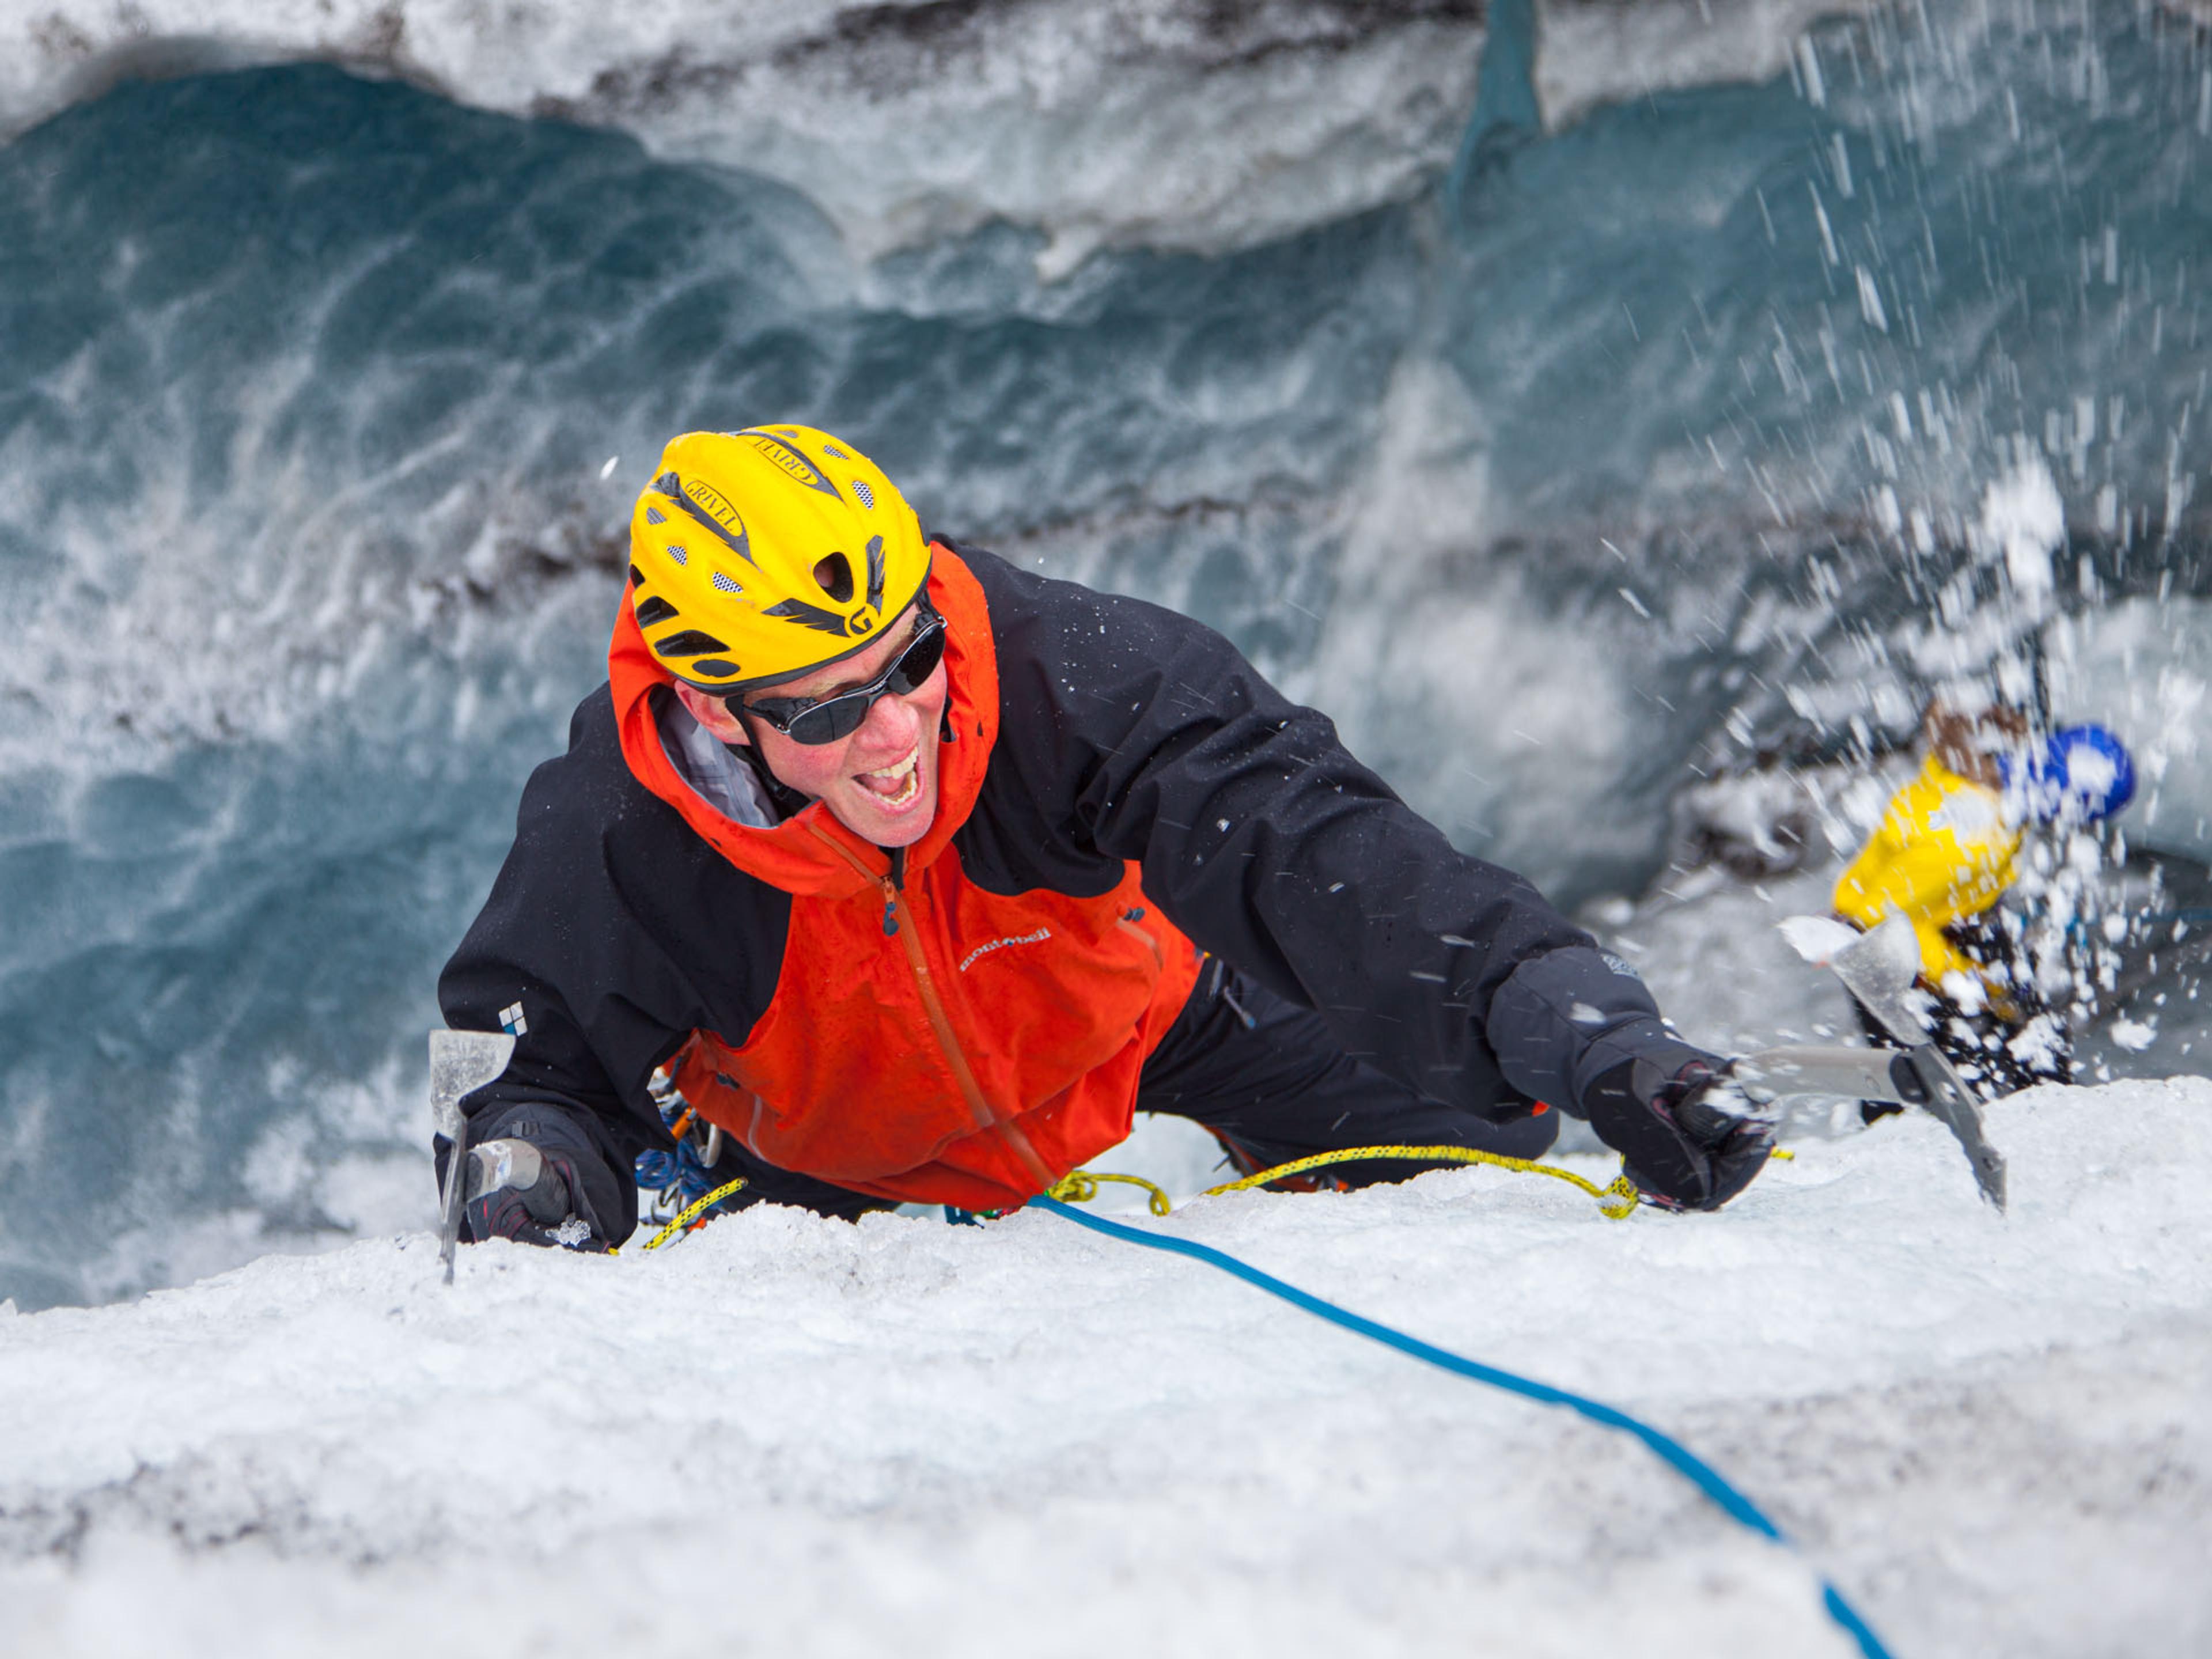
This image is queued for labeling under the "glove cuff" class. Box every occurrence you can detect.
[1565,1021,1723,1120]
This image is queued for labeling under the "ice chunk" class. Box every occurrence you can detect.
[1976,459,2063,601]
[1777,914,1860,965]
[2108,1017,2156,1052]
[1938,970,1988,1016]
[2007,1014,2067,1070]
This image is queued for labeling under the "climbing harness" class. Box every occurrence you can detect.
[627,1066,752,1251]
[1029,1194,1895,1659]
[637,1176,750,1252]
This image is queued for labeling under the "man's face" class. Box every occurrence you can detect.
[1926,704,2026,790]
[676,606,950,849]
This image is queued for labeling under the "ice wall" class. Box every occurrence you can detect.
[0,0,1882,271]
[2,0,2210,1311]
[0,63,1429,1310]
[0,0,1483,272]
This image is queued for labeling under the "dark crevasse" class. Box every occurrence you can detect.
[1,0,2208,1308]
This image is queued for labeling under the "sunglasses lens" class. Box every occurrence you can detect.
[887,622,947,693]
[783,698,871,746]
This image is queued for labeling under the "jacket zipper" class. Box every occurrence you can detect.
[1115,905,1164,972]
[808,824,1059,1191]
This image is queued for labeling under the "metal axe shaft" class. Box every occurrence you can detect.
[430,1029,518,1283]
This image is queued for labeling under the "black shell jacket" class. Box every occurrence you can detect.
[439,543,1705,1242]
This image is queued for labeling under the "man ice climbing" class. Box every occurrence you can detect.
[1832,698,2134,1105]
[437,426,1771,1249]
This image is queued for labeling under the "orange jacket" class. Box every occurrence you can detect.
[607,543,1200,1212]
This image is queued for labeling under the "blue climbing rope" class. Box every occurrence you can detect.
[1030,1195,1895,1659]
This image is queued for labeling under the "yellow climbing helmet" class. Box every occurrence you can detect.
[627,425,931,691]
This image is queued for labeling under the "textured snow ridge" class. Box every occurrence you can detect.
[0,0,1865,267]
[2,1078,2207,1657]
[1,0,1486,269]
[1534,0,1876,130]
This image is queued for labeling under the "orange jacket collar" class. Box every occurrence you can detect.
[609,542,1001,898]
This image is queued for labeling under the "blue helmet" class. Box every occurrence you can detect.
[2001,724,2136,823]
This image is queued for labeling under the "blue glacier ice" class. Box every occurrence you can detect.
[2,0,2208,1308]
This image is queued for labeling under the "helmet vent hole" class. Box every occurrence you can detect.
[635,595,680,628]
[813,553,856,604]
[655,630,732,657]
[851,479,875,509]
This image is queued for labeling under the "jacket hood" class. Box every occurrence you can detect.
[609,541,1000,898]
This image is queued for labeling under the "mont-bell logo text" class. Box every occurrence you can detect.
[958,928,1052,974]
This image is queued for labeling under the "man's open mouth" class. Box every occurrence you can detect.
[857,747,922,808]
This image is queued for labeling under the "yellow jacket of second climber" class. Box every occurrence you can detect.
[1832,755,2021,988]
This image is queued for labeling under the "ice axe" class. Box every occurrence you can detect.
[1746,913,2008,1211]
[430,1028,517,1283]
[1730,1043,2007,1211]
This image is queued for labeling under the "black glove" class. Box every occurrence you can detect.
[461,1138,608,1251]
[1582,1056,1773,1212]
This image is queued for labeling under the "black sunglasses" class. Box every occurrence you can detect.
[728,612,948,746]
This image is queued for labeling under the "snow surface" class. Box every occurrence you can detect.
[0,0,1865,268]
[2,1077,2208,1657]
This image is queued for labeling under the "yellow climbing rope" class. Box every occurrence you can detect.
[1203,1145,1645,1219]
[1048,1169,1173,1216]
[637,1148,1785,1248]
[637,1177,750,1252]
[1045,1145,1641,1221]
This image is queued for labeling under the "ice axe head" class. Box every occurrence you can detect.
[430,1031,516,1132]
[1828,912,1928,1047]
